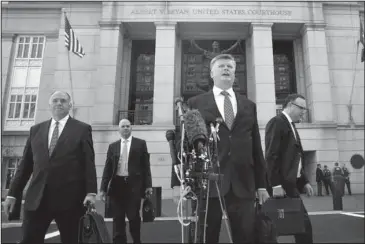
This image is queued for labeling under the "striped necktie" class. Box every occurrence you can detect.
[221,91,234,130]
[49,121,59,156]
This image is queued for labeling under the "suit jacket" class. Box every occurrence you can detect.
[185,90,267,199]
[7,117,98,212]
[100,137,152,216]
[316,168,324,182]
[265,113,309,197]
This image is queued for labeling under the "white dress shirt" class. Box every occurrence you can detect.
[212,86,237,120]
[281,111,302,178]
[117,135,132,176]
[48,115,69,147]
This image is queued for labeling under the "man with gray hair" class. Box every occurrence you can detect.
[3,91,97,244]
[172,54,270,243]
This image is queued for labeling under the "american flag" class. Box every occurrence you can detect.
[64,15,85,58]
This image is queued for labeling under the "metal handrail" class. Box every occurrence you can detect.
[118,110,153,125]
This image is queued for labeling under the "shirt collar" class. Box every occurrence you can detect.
[282,111,293,124]
[213,86,234,98]
[51,114,69,126]
[121,135,132,143]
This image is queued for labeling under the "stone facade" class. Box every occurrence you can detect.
[1,1,364,199]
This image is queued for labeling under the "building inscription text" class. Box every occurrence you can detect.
[130,8,292,16]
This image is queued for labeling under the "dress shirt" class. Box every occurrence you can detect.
[273,111,302,189]
[212,86,237,120]
[117,135,132,176]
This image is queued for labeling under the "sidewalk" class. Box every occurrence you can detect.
[2,194,364,223]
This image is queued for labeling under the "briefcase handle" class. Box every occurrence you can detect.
[85,201,97,213]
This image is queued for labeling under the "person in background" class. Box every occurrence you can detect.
[316,164,324,196]
[100,119,153,244]
[2,91,97,244]
[265,93,314,243]
[322,165,332,195]
[342,164,352,195]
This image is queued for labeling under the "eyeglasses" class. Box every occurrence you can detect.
[291,103,308,111]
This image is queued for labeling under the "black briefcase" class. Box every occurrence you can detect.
[261,197,305,236]
[78,203,112,243]
[254,200,278,243]
[142,197,155,223]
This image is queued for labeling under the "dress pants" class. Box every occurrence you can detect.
[200,185,255,244]
[111,176,142,244]
[20,193,84,244]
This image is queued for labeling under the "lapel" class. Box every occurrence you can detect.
[128,137,134,168]
[42,119,52,158]
[113,139,121,172]
[49,117,73,159]
[231,92,246,131]
[280,113,300,147]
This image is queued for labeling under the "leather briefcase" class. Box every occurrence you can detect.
[254,200,278,243]
[261,197,305,236]
[78,203,112,243]
[142,197,155,223]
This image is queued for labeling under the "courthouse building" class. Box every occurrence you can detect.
[1,1,364,199]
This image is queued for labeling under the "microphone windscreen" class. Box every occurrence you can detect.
[165,130,175,142]
[183,109,208,146]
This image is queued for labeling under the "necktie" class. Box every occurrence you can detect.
[49,121,59,156]
[221,91,234,130]
[121,140,128,174]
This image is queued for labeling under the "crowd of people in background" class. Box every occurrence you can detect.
[316,162,352,196]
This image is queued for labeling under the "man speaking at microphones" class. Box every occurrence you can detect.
[171,54,269,243]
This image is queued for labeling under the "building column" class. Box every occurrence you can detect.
[91,22,124,125]
[152,22,176,125]
[248,23,276,125]
[301,24,334,123]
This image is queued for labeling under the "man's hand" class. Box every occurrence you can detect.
[3,197,16,218]
[99,191,106,202]
[304,183,314,197]
[172,186,181,205]
[83,194,96,206]
[145,187,153,198]
[273,186,286,198]
[257,189,270,205]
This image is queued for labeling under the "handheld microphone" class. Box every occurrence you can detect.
[166,130,178,166]
[210,122,218,142]
[175,97,185,122]
[183,109,208,152]
[215,117,223,133]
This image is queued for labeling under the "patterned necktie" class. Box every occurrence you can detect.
[49,121,59,156]
[221,91,234,130]
[121,140,128,174]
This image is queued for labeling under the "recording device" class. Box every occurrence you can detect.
[215,117,223,133]
[167,105,232,243]
[175,97,185,122]
[183,109,208,153]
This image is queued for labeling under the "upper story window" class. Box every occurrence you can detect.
[4,36,45,131]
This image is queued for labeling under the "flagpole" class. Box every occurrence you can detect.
[67,49,76,118]
[64,10,76,118]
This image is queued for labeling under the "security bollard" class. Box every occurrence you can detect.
[332,175,345,210]
[151,187,162,217]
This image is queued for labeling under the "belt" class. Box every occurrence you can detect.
[115,175,129,182]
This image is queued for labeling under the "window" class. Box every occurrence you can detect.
[2,157,21,190]
[4,36,45,131]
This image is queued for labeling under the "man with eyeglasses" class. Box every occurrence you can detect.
[265,94,314,243]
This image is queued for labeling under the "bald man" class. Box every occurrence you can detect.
[3,91,97,244]
[100,119,152,244]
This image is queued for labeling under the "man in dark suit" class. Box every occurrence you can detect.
[100,119,152,244]
[316,164,324,196]
[3,91,97,244]
[265,93,314,243]
[172,54,269,243]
